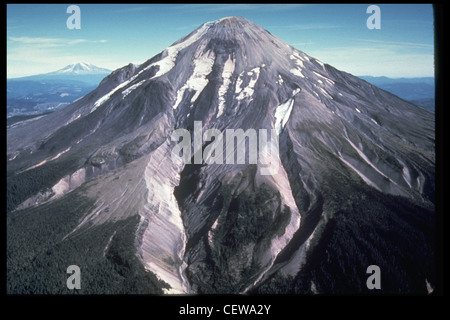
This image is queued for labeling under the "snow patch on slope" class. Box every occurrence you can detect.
[64,113,81,126]
[315,59,325,69]
[122,79,146,98]
[217,55,235,118]
[235,71,244,94]
[146,21,213,80]
[276,75,284,85]
[274,89,300,134]
[236,67,260,101]
[318,87,333,99]
[172,50,216,109]
[275,99,294,134]
[91,78,135,113]
[290,68,304,78]
[290,53,304,68]
[291,51,305,61]
[313,71,335,85]
[91,21,216,112]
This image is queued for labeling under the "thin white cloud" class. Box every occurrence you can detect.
[8,36,107,47]
[352,38,433,50]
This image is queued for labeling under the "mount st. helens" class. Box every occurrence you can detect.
[7,17,435,294]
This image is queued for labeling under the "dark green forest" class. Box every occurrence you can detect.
[253,187,435,295]
[7,156,80,213]
[7,187,167,294]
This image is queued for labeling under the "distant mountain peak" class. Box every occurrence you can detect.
[50,62,111,75]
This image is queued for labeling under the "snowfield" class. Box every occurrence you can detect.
[217,55,235,118]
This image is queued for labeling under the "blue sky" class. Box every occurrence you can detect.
[7,4,435,78]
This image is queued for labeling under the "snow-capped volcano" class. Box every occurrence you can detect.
[7,17,435,295]
[7,62,111,85]
[50,62,111,75]
[7,62,112,118]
